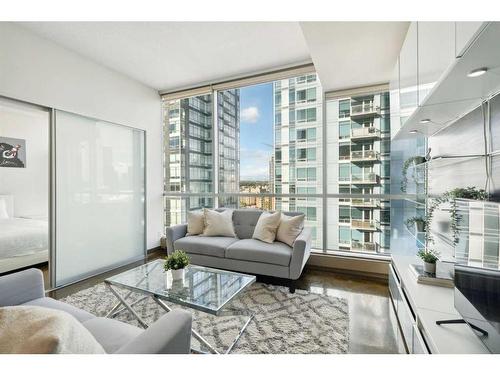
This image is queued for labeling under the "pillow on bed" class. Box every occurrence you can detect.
[0,199,8,219]
[0,306,105,354]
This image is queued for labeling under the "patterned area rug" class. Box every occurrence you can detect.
[62,283,349,354]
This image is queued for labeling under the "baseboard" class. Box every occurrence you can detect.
[307,253,389,280]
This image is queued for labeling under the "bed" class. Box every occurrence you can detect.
[0,195,48,274]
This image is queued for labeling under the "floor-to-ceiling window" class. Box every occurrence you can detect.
[162,68,394,257]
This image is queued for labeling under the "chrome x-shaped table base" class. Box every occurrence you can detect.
[105,282,254,354]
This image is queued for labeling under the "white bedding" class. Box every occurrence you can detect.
[0,218,48,258]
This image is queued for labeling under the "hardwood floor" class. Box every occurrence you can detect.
[40,250,398,354]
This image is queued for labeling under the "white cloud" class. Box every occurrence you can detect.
[241,106,260,123]
[240,148,272,180]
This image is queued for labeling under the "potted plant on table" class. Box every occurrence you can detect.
[164,250,190,281]
[405,216,426,233]
[417,248,440,274]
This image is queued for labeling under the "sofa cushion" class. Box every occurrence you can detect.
[187,210,204,235]
[252,211,281,243]
[0,306,105,354]
[232,209,263,239]
[22,297,95,323]
[174,235,238,258]
[82,317,142,353]
[202,209,236,237]
[225,239,292,266]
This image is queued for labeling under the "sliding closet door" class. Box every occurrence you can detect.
[55,110,145,287]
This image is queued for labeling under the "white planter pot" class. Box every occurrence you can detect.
[423,261,436,274]
[171,268,185,281]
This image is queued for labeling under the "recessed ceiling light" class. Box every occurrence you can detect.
[409,130,419,134]
[467,68,488,78]
[420,119,431,124]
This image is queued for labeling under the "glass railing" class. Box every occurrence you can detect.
[351,198,379,207]
[350,103,380,116]
[351,173,379,184]
[351,127,380,138]
[351,219,380,230]
[351,150,380,161]
[351,241,378,252]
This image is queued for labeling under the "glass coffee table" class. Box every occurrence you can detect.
[104,260,256,354]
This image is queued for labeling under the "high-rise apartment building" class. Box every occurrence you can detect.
[273,74,323,248]
[163,90,240,226]
[326,90,391,254]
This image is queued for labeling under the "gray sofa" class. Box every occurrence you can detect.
[0,268,192,354]
[166,209,312,292]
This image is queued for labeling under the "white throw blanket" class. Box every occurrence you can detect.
[0,306,105,354]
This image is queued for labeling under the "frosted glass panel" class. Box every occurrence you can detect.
[55,111,145,286]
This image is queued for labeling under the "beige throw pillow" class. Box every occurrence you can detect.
[276,213,305,247]
[0,306,105,354]
[252,211,281,243]
[202,209,236,237]
[187,210,204,235]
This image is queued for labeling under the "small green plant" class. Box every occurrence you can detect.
[405,216,426,232]
[164,250,190,271]
[417,248,440,264]
[401,156,426,193]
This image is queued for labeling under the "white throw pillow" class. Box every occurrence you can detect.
[202,209,236,237]
[0,306,105,354]
[252,211,281,243]
[276,213,305,247]
[187,210,204,235]
[0,199,8,219]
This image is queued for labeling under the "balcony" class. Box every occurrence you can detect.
[350,150,380,162]
[350,127,380,140]
[351,219,380,231]
[339,173,380,185]
[351,198,379,207]
[350,103,380,118]
[351,241,378,252]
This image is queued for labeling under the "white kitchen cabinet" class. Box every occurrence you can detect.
[455,22,486,57]
[399,22,418,126]
[418,22,455,106]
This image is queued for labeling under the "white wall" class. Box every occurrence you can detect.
[0,22,163,249]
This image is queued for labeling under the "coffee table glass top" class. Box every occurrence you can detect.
[105,260,256,315]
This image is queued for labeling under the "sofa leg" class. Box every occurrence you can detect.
[289,281,296,294]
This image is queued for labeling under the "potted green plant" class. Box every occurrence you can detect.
[401,156,426,193]
[164,250,190,280]
[405,216,426,233]
[417,248,440,274]
[425,187,487,246]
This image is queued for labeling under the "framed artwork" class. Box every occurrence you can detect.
[0,137,26,168]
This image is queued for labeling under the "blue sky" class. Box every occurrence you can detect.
[239,82,273,181]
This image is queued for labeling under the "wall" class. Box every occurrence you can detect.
[0,22,163,249]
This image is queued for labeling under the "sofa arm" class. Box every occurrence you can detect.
[115,309,192,354]
[289,227,312,280]
[0,268,45,307]
[165,224,188,255]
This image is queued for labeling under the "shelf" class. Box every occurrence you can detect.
[393,22,500,141]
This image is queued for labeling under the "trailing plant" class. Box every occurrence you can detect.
[164,250,190,271]
[404,216,426,232]
[401,156,426,193]
[417,248,440,264]
[425,187,488,247]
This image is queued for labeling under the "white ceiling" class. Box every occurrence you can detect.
[19,22,409,93]
[19,22,311,91]
[300,22,409,92]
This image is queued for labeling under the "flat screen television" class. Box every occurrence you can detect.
[454,264,500,353]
